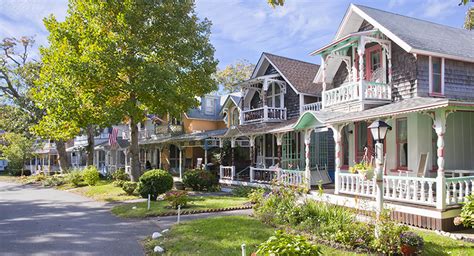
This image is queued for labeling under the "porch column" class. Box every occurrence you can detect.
[179,146,183,180]
[231,138,236,168]
[304,129,312,190]
[321,55,327,108]
[357,38,365,101]
[158,146,163,169]
[124,149,129,172]
[330,125,344,194]
[249,136,255,167]
[262,78,268,121]
[434,109,447,210]
[204,140,208,170]
[275,133,283,167]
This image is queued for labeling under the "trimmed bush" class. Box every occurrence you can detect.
[256,230,321,256]
[113,180,126,188]
[137,169,173,201]
[182,169,218,191]
[82,166,100,186]
[67,170,83,187]
[164,190,189,209]
[122,181,138,195]
[112,169,130,181]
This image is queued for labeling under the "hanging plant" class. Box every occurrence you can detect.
[349,147,374,180]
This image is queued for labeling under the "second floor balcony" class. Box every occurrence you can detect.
[138,124,184,140]
[242,106,287,123]
[323,80,391,108]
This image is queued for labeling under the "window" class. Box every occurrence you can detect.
[231,108,239,126]
[396,118,408,169]
[429,56,444,95]
[342,126,350,167]
[265,83,284,108]
[205,97,216,115]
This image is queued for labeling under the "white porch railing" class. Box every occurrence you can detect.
[302,102,322,112]
[323,81,391,108]
[338,173,474,208]
[242,106,286,123]
[219,165,235,180]
[446,176,474,206]
[384,175,437,207]
[279,169,306,187]
[250,167,305,186]
[338,173,377,197]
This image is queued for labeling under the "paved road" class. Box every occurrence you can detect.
[0,181,158,256]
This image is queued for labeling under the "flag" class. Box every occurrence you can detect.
[109,127,119,149]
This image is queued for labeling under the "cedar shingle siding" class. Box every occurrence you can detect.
[418,57,474,99]
[391,42,417,100]
[285,85,300,119]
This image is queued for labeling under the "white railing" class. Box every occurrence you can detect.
[250,167,305,186]
[446,176,474,206]
[242,106,286,123]
[302,102,322,112]
[219,165,235,180]
[323,81,391,108]
[339,172,376,197]
[279,169,306,186]
[384,175,437,206]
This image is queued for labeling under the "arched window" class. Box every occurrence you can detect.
[265,82,284,108]
[231,108,239,126]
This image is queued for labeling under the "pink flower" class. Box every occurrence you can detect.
[454,216,464,226]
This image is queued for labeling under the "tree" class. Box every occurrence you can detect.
[38,0,217,181]
[465,7,474,30]
[215,60,255,93]
[0,132,35,176]
[0,37,70,171]
[268,0,284,7]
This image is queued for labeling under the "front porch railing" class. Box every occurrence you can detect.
[249,167,305,186]
[219,165,235,180]
[446,176,474,206]
[323,81,391,108]
[242,106,286,123]
[338,173,474,208]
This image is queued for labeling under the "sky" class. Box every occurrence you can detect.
[0,0,471,68]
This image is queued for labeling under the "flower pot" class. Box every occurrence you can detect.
[400,244,417,256]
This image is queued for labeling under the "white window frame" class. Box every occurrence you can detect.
[428,56,445,96]
[204,97,216,115]
[265,83,284,108]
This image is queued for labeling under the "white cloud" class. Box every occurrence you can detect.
[422,0,458,18]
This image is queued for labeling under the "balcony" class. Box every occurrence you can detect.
[302,102,322,112]
[136,124,184,140]
[323,81,391,110]
[242,106,286,124]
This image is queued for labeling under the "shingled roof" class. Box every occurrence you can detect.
[263,53,322,95]
[353,4,474,61]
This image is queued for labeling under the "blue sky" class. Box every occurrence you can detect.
[0,0,471,68]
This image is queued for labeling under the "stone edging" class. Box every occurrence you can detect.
[155,205,253,217]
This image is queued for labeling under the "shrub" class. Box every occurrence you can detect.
[67,170,83,187]
[248,188,266,204]
[137,169,173,201]
[232,186,255,197]
[256,230,321,256]
[113,180,126,188]
[370,211,409,255]
[41,175,66,187]
[8,168,31,176]
[163,190,189,209]
[182,169,218,191]
[454,194,474,228]
[122,181,138,195]
[112,169,130,181]
[82,166,100,186]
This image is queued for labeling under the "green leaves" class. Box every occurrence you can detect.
[215,59,255,93]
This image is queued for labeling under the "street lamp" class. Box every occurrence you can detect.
[368,120,392,229]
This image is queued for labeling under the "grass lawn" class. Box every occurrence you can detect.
[143,215,474,256]
[416,229,474,256]
[111,196,249,218]
[143,216,361,256]
[71,180,140,202]
[0,172,19,183]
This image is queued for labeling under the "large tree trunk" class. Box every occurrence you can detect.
[55,140,69,173]
[129,116,141,182]
[86,125,95,166]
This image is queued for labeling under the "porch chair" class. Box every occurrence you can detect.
[398,152,429,177]
[196,158,203,169]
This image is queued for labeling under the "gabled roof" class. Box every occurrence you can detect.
[348,4,474,62]
[253,52,322,95]
[219,92,242,115]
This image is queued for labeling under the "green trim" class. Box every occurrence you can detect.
[293,111,325,130]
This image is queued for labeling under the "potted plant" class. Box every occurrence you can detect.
[349,162,374,180]
[400,231,424,255]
